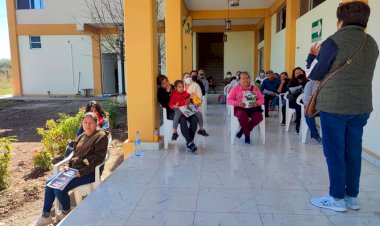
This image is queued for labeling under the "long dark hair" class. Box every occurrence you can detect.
[86,101,107,118]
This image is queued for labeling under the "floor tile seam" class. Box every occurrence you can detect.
[193,160,205,226]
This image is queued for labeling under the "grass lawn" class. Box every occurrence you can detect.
[0,73,12,95]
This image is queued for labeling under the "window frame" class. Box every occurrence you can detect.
[16,0,45,10]
[258,27,265,43]
[276,5,287,33]
[29,36,42,49]
[299,0,326,17]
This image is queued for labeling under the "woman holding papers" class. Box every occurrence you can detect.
[33,112,108,226]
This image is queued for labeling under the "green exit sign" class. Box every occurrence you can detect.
[312,19,323,43]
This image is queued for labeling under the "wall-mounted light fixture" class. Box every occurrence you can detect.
[223,33,228,42]
[230,0,239,7]
[225,20,232,30]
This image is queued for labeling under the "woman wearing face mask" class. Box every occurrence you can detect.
[184,73,203,99]
[225,71,232,85]
[255,70,267,84]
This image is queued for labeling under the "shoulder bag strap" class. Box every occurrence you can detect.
[318,34,367,91]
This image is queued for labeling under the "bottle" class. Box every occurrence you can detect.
[134,131,141,156]
[153,128,159,142]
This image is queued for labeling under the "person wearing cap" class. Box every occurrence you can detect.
[260,70,280,117]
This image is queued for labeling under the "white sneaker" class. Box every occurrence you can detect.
[345,195,360,210]
[310,195,347,212]
[32,215,53,226]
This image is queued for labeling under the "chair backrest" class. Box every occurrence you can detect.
[159,104,168,124]
[284,92,290,110]
[296,93,304,107]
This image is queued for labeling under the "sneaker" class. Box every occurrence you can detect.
[265,114,269,118]
[245,136,251,144]
[197,129,209,137]
[171,133,179,141]
[310,195,347,212]
[345,195,360,210]
[186,142,198,154]
[32,215,53,226]
[313,137,323,145]
[236,128,243,139]
[281,122,285,126]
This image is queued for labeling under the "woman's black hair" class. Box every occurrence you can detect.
[86,101,107,118]
[280,71,288,77]
[291,67,306,80]
[337,1,370,28]
[157,75,168,86]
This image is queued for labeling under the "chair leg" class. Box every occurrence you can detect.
[74,191,83,205]
[285,111,292,132]
[301,118,308,144]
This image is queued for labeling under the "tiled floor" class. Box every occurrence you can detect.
[60,102,380,226]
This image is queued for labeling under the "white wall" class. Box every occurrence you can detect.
[224,31,254,78]
[18,35,93,95]
[295,0,341,68]
[270,13,286,73]
[363,0,380,158]
[16,0,90,25]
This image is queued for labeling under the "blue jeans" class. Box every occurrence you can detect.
[319,112,370,199]
[305,115,320,139]
[270,95,279,109]
[43,173,95,213]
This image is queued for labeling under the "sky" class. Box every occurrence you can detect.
[0,0,11,59]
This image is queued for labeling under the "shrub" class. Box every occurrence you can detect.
[37,109,85,158]
[103,99,119,129]
[0,137,17,191]
[32,149,51,170]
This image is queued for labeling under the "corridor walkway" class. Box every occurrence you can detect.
[60,101,380,226]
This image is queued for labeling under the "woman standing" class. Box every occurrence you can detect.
[308,1,378,212]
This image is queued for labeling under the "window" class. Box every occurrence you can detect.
[258,27,264,43]
[17,0,44,10]
[29,36,41,49]
[276,6,286,32]
[300,0,326,16]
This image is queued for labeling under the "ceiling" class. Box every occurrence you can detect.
[184,0,276,11]
[192,19,260,26]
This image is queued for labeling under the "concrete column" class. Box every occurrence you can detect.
[124,0,159,158]
[165,0,183,82]
[285,0,299,74]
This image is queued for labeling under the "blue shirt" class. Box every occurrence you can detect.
[308,38,339,81]
[260,78,280,93]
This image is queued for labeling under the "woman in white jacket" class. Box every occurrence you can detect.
[183,73,209,136]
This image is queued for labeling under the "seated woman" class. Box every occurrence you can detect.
[303,79,322,144]
[183,73,209,136]
[227,72,264,144]
[33,112,108,226]
[287,68,308,134]
[77,101,109,135]
[157,75,199,153]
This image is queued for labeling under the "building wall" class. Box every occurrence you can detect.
[270,13,286,73]
[224,31,254,78]
[364,0,380,158]
[18,35,94,95]
[295,0,340,68]
[16,0,89,25]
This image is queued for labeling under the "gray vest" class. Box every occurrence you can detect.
[317,25,379,115]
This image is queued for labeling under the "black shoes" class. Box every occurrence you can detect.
[236,128,243,139]
[171,133,179,140]
[245,136,251,144]
[198,129,209,137]
[186,142,198,154]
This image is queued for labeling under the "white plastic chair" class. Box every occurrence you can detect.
[284,92,296,132]
[202,94,207,116]
[53,133,112,212]
[296,94,322,144]
[230,105,265,144]
[296,94,308,143]
[277,94,284,123]
[160,106,173,150]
